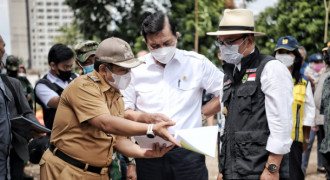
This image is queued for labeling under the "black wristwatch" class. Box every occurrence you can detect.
[266,162,280,173]
[146,124,155,138]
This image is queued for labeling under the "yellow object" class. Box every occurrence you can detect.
[291,78,308,142]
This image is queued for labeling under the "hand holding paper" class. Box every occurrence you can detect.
[153,121,181,147]
[135,126,218,157]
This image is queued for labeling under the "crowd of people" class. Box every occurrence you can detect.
[0,8,329,180]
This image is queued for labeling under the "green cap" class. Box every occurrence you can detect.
[74,40,99,63]
[6,55,19,71]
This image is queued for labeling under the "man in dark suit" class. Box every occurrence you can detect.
[0,35,43,180]
[4,75,43,180]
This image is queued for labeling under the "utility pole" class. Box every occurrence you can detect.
[324,0,330,43]
[194,0,199,53]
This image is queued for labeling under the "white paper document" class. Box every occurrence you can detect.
[135,126,218,157]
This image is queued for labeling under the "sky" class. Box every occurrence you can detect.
[0,0,11,54]
[0,0,278,55]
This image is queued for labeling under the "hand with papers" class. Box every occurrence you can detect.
[152,121,181,147]
[135,126,218,157]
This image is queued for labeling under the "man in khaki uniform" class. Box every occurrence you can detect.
[40,37,179,179]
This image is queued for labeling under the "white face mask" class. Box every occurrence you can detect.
[275,54,294,67]
[18,73,26,77]
[150,44,176,64]
[106,68,131,90]
[219,39,247,65]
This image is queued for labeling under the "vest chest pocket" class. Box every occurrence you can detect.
[236,85,257,114]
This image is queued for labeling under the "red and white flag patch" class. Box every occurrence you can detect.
[247,73,256,81]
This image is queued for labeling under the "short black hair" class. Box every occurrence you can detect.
[94,59,112,72]
[141,12,176,42]
[48,43,74,65]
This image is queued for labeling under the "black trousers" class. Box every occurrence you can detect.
[322,152,330,180]
[136,147,208,180]
[289,141,304,180]
[10,149,24,180]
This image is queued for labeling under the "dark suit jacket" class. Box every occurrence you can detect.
[5,76,40,161]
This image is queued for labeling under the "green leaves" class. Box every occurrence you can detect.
[255,0,329,55]
[63,0,224,67]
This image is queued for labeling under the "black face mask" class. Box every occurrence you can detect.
[7,70,18,78]
[57,69,72,81]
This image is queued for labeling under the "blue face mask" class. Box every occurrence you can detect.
[82,64,94,74]
[1,68,7,74]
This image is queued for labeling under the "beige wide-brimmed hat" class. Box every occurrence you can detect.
[207,9,265,36]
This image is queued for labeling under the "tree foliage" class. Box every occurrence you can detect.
[254,0,328,56]
[64,0,225,66]
[53,22,84,48]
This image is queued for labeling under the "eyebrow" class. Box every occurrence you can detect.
[150,39,172,46]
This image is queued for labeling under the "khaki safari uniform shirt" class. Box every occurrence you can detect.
[49,70,126,167]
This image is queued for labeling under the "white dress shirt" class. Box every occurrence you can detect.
[121,49,224,134]
[35,71,74,108]
[234,60,293,154]
[303,81,316,126]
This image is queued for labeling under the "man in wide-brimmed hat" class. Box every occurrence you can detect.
[208,9,293,180]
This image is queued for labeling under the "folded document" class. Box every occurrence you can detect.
[135,126,218,157]
[11,116,51,138]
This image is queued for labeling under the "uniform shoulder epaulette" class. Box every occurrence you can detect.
[87,74,100,82]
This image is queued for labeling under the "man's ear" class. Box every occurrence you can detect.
[247,35,254,46]
[142,38,146,43]
[50,62,56,71]
[176,32,180,39]
[99,64,107,73]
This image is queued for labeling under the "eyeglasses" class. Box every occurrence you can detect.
[216,35,247,47]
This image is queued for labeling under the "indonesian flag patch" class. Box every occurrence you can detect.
[247,73,256,81]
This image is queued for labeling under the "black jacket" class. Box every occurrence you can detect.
[5,76,40,161]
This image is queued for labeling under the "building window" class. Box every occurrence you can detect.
[37,2,43,5]
[47,22,53,26]
[38,22,45,26]
[40,42,45,46]
[54,16,59,19]
[37,9,44,13]
[47,16,52,19]
[47,9,52,13]
[54,9,59,13]
[54,2,59,6]
[38,29,43,32]
[46,2,51,6]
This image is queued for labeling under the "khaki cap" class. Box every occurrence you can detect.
[96,37,143,68]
